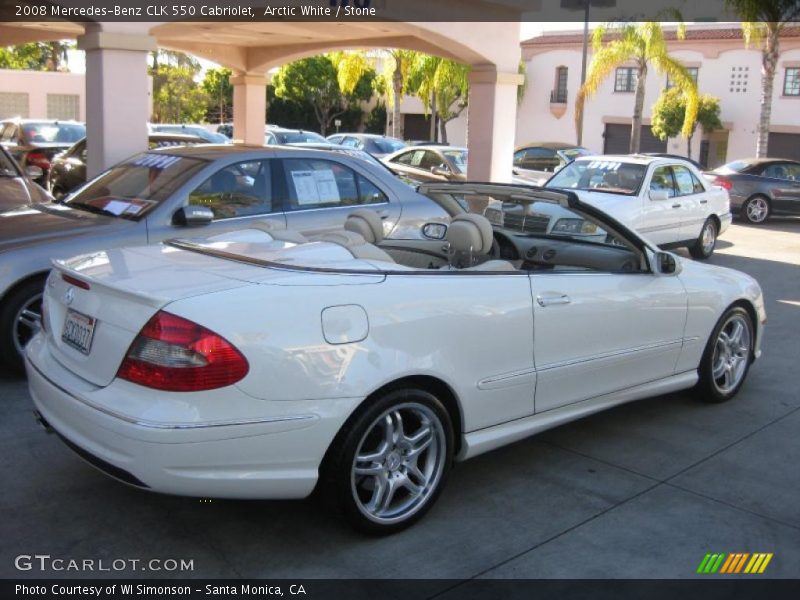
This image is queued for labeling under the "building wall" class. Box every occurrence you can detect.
[516,32,800,166]
[0,69,86,121]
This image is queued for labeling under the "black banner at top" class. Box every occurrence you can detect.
[0,0,777,24]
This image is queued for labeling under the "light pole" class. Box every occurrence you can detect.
[560,0,617,146]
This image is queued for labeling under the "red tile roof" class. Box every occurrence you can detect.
[521,26,800,47]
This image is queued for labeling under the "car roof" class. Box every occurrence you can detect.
[405,145,465,151]
[0,118,83,125]
[576,154,672,165]
[727,157,800,166]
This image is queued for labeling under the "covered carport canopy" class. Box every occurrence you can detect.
[1,1,526,181]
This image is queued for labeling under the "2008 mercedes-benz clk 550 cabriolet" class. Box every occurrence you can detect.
[26,183,765,534]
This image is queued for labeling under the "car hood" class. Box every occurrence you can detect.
[0,203,130,253]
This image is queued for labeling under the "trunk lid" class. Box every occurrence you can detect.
[45,245,256,387]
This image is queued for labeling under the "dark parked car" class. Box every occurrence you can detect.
[0,119,85,185]
[0,145,52,211]
[326,133,406,158]
[708,158,800,224]
[383,145,468,183]
[47,132,208,199]
[149,123,230,144]
[512,142,592,183]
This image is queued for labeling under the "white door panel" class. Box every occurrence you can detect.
[531,272,687,412]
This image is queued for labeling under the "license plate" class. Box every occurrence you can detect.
[61,309,96,355]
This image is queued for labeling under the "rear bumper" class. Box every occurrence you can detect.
[718,212,733,235]
[25,335,359,499]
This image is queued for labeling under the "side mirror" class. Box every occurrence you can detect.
[649,189,670,202]
[25,165,44,180]
[422,222,447,240]
[656,251,681,275]
[431,165,450,178]
[173,205,214,227]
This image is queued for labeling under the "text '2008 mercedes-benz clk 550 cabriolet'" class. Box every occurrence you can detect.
[26,183,765,534]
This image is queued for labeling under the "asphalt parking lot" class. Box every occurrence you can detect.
[1,218,798,588]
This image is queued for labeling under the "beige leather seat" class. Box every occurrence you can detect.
[445,213,515,272]
[344,209,385,244]
[248,220,309,244]
[318,230,395,264]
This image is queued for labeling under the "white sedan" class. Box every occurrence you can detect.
[26,183,764,534]
[545,155,733,259]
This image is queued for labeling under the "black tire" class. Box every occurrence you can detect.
[741,195,770,225]
[321,388,454,535]
[0,277,46,375]
[688,218,717,259]
[695,306,754,403]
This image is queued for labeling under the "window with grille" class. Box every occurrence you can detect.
[46,94,80,121]
[729,66,749,94]
[551,66,568,103]
[784,68,800,96]
[666,67,698,89]
[614,67,637,92]
[0,93,30,119]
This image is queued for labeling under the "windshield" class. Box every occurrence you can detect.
[65,153,207,219]
[557,147,592,162]
[276,131,326,144]
[373,138,406,153]
[546,159,647,196]
[443,150,468,174]
[715,160,751,174]
[22,122,85,144]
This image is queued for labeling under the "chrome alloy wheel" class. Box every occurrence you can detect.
[745,197,769,223]
[701,221,717,255]
[351,402,446,525]
[711,313,752,394]
[13,292,42,356]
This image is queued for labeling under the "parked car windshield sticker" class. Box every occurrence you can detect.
[291,169,340,205]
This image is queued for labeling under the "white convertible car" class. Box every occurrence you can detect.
[545,155,733,259]
[26,183,764,534]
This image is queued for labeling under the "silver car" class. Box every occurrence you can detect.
[0,145,452,372]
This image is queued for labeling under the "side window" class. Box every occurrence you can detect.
[341,137,360,148]
[522,148,560,172]
[513,150,527,167]
[783,164,800,181]
[282,158,360,210]
[357,174,388,205]
[672,165,702,196]
[188,160,275,219]
[419,151,446,170]
[1,124,17,142]
[649,166,676,197]
[763,163,794,181]
[392,151,418,166]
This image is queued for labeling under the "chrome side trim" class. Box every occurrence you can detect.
[28,360,314,430]
[536,339,683,372]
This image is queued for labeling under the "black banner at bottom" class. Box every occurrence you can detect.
[4,579,800,600]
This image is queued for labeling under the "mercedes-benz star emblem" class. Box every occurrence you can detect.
[63,287,75,306]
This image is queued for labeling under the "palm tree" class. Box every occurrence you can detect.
[383,49,417,139]
[576,22,699,153]
[726,0,800,157]
[45,41,70,72]
[408,54,470,143]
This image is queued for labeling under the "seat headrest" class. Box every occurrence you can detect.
[318,230,369,248]
[345,209,385,244]
[446,213,494,255]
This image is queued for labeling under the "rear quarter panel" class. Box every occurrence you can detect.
[164,272,536,432]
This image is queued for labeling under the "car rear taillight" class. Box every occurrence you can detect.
[27,151,50,171]
[713,176,733,191]
[117,311,248,392]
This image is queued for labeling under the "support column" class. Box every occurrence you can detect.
[466,68,523,183]
[77,28,156,178]
[231,73,267,145]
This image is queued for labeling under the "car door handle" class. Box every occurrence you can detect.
[536,294,571,307]
[672,203,681,208]
[700,199,708,204]
[375,209,389,219]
